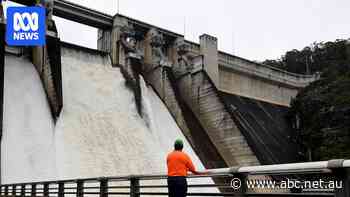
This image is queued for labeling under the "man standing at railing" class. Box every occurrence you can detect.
[167,139,206,197]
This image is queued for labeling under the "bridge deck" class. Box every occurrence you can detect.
[9,0,113,29]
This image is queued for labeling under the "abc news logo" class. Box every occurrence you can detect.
[13,12,39,39]
[6,6,46,46]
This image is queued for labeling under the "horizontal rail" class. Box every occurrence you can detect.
[245,193,334,197]
[53,0,113,29]
[218,51,318,79]
[1,159,349,186]
[8,0,113,29]
[0,159,349,197]
[201,159,349,176]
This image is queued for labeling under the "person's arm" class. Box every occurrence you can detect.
[185,154,208,175]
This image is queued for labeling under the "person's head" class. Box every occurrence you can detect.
[174,139,183,151]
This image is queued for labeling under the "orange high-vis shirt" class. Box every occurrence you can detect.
[167,150,196,176]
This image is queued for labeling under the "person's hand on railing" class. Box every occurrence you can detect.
[191,170,210,176]
[198,170,210,175]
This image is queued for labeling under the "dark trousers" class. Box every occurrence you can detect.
[167,176,188,197]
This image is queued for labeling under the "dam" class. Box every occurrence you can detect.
[2,1,346,197]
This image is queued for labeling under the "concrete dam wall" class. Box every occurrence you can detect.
[143,64,227,170]
[141,60,300,169]
[176,71,259,167]
[219,92,299,165]
[0,1,319,186]
[97,14,316,172]
[1,45,216,194]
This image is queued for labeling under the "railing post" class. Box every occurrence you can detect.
[99,178,108,197]
[335,168,350,197]
[12,185,16,197]
[58,182,64,197]
[43,183,49,197]
[31,184,36,197]
[5,185,8,197]
[76,180,84,197]
[231,173,247,197]
[130,176,140,197]
[20,185,25,197]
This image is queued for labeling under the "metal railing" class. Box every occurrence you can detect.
[0,159,349,197]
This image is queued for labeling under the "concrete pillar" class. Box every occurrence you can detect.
[31,1,63,119]
[168,38,181,65]
[43,0,54,21]
[33,0,56,73]
[110,15,128,66]
[200,34,219,86]
[32,46,45,74]
[97,29,112,53]
[143,30,153,66]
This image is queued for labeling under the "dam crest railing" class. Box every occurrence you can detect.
[0,159,349,197]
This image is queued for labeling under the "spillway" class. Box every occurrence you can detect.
[2,55,56,183]
[2,46,215,192]
[140,79,205,172]
[55,46,166,179]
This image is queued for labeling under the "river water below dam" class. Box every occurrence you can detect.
[2,46,215,193]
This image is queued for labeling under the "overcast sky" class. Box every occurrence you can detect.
[6,0,350,61]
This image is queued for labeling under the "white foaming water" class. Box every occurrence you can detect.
[2,55,56,183]
[2,47,216,194]
[55,47,163,179]
[140,79,216,193]
[140,78,204,170]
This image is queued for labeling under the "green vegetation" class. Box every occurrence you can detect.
[263,39,349,75]
[264,39,350,161]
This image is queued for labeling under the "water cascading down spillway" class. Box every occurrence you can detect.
[0,1,218,192]
[2,44,216,193]
[0,1,317,195]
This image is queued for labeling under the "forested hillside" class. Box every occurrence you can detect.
[263,39,350,161]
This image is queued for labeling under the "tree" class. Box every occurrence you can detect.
[265,38,350,161]
[289,65,350,161]
[263,39,349,75]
